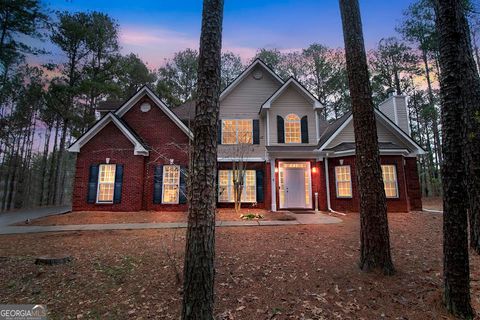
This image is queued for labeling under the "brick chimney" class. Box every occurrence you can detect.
[378,95,410,135]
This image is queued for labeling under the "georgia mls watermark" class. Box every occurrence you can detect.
[0,305,47,320]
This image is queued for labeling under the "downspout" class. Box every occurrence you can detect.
[324,156,346,216]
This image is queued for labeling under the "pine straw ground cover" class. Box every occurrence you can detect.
[20,208,292,226]
[1,212,479,319]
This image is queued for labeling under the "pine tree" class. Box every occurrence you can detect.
[181,0,224,319]
[433,0,475,317]
[339,0,395,275]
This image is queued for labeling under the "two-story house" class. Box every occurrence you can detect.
[68,59,424,213]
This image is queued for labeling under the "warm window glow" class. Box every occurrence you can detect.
[285,114,301,143]
[162,165,180,204]
[335,166,352,198]
[222,120,253,144]
[97,164,116,203]
[218,170,256,202]
[382,165,398,198]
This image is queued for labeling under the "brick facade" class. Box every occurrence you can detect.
[326,155,420,213]
[72,96,189,212]
[72,91,423,214]
[405,157,423,210]
[73,122,145,211]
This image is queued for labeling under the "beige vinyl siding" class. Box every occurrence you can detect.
[327,116,405,148]
[218,65,281,158]
[269,86,317,145]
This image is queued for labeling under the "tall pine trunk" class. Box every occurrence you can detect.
[39,124,52,206]
[47,120,60,205]
[422,50,443,168]
[434,0,474,317]
[464,15,480,257]
[181,0,224,319]
[339,0,395,275]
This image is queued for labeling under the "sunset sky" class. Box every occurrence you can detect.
[39,0,416,69]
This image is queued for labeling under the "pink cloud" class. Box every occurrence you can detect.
[120,26,283,68]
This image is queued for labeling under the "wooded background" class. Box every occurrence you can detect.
[2,0,477,211]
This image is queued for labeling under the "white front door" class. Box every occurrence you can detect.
[285,167,306,208]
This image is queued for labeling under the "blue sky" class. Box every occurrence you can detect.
[40,0,416,68]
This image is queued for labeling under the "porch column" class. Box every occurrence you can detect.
[270,160,277,211]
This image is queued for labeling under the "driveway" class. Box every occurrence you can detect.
[0,206,71,229]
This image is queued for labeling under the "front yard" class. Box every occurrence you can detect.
[1,212,479,319]
[19,208,292,226]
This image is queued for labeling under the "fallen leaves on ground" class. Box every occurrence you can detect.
[0,212,479,319]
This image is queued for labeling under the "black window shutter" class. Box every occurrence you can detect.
[113,164,124,204]
[277,116,285,143]
[153,165,163,204]
[301,116,309,143]
[256,169,264,203]
[87,164,99,203]
[179,167,187,204]
[253,119,260,144]
[217,120,222,145]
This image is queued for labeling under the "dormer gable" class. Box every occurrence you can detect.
[220,59,284,102]
[260,77,323,114]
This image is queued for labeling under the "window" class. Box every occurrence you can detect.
[218,170,256,202]
[222,120,253,144]
[162,165,180,204]
[285,114,301,143]
[382,165,398,198]
[335,165,352,198]
[97,164,116,203]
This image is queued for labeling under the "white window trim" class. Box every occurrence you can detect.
[382,164,399,199]
[284,114,301,144]
[218,169,257,203]
[96,164,116,204]
[162,165,180,204]
[335,165,353,199]
[221,119,254,145]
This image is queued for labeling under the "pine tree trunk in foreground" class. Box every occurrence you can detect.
[339,0,395,275]
[433,0,474,318]
[181,0,223,319]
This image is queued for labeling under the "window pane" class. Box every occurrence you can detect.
[222,120,237,144]
[381,165,398,198]
[162,165,180,203]
[98,183,114,202]
[335,166,352,198]
[218,170,256,202]
[285,114,301,143]
[218,170,231,202]
[238,120,253,143]
[97,164,116,203]
[222,120,253,144]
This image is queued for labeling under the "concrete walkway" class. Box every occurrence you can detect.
[0,211,342,235]
[0,205,71,227]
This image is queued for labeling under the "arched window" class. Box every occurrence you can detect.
[285,114,301,143]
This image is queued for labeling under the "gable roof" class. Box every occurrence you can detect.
[115,86,193,139]
[317,109,425,155]
[260,77,324,113]
[172,99,196,122]
[67,112,149,156]
[317,111,352,149]
[220,59,284,101]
